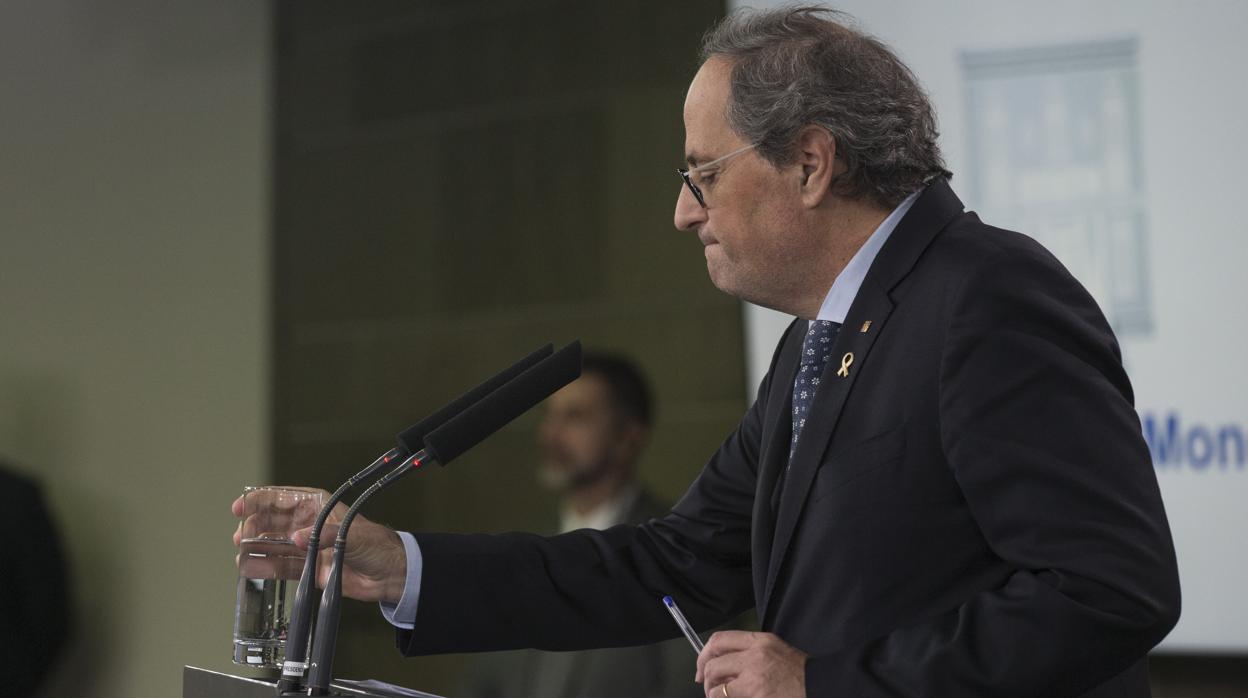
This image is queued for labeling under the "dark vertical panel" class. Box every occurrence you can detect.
[272,1,731,694]
[431,108,606,312]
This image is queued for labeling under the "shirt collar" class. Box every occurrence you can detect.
[559,484,641,534]
[815,190,921,324]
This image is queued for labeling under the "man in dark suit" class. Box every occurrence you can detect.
[0,462,72,696]
[464,355,701,698]
[260,7,1180,696]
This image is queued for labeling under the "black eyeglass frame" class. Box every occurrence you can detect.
[676,143,758,209]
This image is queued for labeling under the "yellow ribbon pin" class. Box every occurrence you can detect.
[837,352,854,378]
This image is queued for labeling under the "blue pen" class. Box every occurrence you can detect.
[662,595,705,654]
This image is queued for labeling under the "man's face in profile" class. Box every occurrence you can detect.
[536,374,636,492]
[676,57,833,318]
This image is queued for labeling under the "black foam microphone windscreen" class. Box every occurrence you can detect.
[395,343,553,453]
[422,340,582,465]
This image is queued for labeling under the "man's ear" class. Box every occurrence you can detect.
[794,125,838,208]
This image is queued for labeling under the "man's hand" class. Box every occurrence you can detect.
[696,630,808,698]
[231,489,408,604]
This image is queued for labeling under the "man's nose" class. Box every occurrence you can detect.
[673,184,707,231]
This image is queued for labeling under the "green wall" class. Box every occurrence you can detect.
[0,2,271,696]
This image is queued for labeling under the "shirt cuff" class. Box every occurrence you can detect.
[378,531,422,630]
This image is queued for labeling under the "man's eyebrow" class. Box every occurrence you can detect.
[685,152,701,167]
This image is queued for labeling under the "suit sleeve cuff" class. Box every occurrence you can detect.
[378,530,422,630]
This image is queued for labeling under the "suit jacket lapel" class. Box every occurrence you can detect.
[757,179,966,622]
[760,290,895,619]
[751,319,804,621]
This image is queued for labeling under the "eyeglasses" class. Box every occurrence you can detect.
[676,143,758,208]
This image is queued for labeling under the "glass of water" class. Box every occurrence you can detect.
[233,486,323,669]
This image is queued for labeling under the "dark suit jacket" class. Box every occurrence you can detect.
[462,489,703,698]
[0,465,72,697]
[401,180,1180,697]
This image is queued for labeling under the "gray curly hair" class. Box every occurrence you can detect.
[700,5,950,209]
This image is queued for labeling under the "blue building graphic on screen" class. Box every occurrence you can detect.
[963,39,1152,336]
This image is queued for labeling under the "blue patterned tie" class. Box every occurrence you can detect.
[791,320,840,457]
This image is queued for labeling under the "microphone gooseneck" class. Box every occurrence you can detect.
[276,342,555,695]
[305,449,431,696]
[304,341,583,695]
[275,447,403,695]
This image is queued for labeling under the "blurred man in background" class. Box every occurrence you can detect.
[464,354,701,698]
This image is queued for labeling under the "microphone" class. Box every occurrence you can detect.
[423,340,583,465]
[304,341,583,695]
[394,343,555,454]
[276,343,554,695]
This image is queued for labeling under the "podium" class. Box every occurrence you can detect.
[183,666,444,698]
